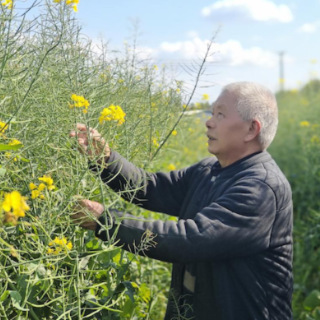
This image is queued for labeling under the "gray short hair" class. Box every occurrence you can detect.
[221,82,278,150]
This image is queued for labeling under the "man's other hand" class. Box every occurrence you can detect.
[71,199,104,230]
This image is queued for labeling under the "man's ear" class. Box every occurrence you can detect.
[244,119,261,142]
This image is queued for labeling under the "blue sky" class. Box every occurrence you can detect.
[29,0,320,102]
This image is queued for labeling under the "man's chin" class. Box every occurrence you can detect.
[208,146,217,155]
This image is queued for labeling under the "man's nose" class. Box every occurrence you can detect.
[206,117,214,129]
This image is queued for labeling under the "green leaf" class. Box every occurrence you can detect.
[0,290,9,302]
[86,238,100,250]
[0,144,23,151]
[10,291,29,311]
[304,290,320,311]
[121,296,135,318]
[122,281,137,303]
[139,283,151,303]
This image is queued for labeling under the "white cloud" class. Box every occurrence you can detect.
[160,37,284,68]
[298,22,319,33]
[201,0,293,23]
[214,40,278,67]
[160,37,212,59]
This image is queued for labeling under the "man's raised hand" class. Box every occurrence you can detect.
[69,123,111,161]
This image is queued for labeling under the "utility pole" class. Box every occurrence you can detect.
[279,51,285,92]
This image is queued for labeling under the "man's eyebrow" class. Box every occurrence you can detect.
[212,105,226,112]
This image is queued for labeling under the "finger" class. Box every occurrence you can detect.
[70,130,89,140]
[76,123,89,131]
[78,138,87,145]
[76,199,93,210]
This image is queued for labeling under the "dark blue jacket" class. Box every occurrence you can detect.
[94,150,293,320]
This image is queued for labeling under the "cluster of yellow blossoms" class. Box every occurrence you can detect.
[53,0,79,12]
[0,120,8,136]
[300,121,310,127]
[29,175,56,199]
[69,94,90,113]
[47,236,72,255]
[1,191,30,225]
[5,139,23,161]
[1,0,12,9]
[99,104,126,125]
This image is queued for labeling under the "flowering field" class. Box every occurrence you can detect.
[0,1,208,319]
[1,1,320,320]
[269,83,320,320]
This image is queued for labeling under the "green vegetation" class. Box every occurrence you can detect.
[270,83,320,320]
[1,1,320,319]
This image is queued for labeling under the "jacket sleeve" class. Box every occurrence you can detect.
[95,178,278,263]
[90,150,197,216]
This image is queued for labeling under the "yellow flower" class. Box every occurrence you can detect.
[99,104,126,125]
[176,88,180,93]
[279,78,285,84]
[54,0,78,12]
[69,94,89,113]
[47,236,72,255]
[2,191,29,225]
[1,0,12,9]
[31,190,40,200]
[4,139,23,161]
[0,120,8,135]
[5,152,18,161]
[202,94,210,101]
[38,183,46,192]
[47,248,54,255]
[171,130,178,136]
[39,175,55,190]
[9,139,22,146]
[152,138,159,147]
[300,121,310,127]
[30,175,55,199]
[153,65,158,71]
[167,164,176,171]
[183,104,187,109]
[29,183,37,190]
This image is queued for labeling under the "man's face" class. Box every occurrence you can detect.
[205,91,250,159]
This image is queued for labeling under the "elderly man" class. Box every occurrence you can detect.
[70,82,293,320]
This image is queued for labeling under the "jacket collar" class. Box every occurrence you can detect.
[211,151,272,177]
